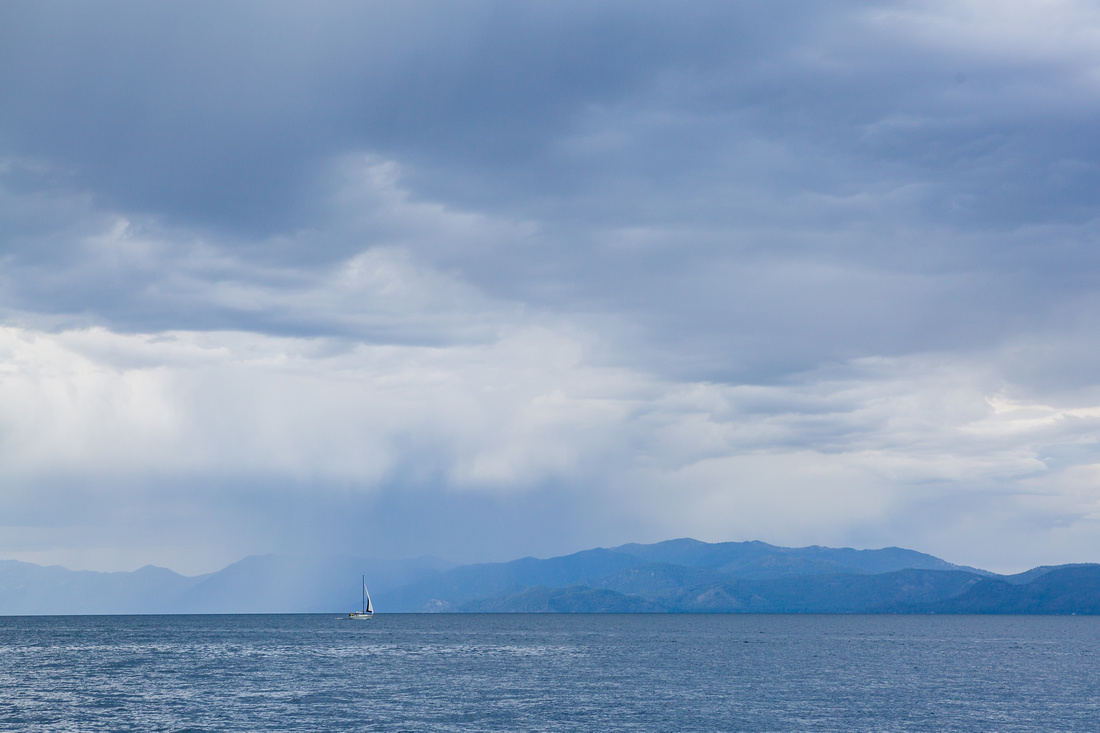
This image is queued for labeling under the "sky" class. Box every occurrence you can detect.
[2,0,1100,575]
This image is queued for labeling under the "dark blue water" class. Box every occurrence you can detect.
[2,614,1098,732]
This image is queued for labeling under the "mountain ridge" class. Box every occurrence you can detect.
[1,540,1096,615]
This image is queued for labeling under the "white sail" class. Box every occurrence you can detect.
[346,574,374,619]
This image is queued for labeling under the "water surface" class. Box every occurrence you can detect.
[2,613,1098,731]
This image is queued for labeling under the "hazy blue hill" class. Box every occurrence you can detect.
[594,563,730,599]
[176,554,449,613]
[663,569,984,613]
[782,545,987,575]
[8,540,1096,615]
[385,545,992,613]
[0,555,448,615]
[377,548,646,612]
[421,569,986,614]
[460,586,665,613]
[611,539,985,578]
[301,541,1002,611]
[0,560,203,614]
[716,554,869,580]
[911,564,1100,614]
[178,555,353,613]
[611,538,775,568]
[994,564,1100,585]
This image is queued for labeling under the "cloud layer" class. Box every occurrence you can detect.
[2,1,1100,572]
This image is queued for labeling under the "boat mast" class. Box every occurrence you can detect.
[362,574,366,614]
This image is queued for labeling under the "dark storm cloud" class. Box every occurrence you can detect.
[3,1,1096,231]
[1,0,783,234]
[4,0,1098,382]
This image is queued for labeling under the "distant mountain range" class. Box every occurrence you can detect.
[2,538,1098,615]
[0,554,451,615]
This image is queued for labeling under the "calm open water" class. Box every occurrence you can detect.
[1,613,1098,732]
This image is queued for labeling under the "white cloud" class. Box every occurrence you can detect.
[869,0,1100,66]
[0,323,635,486]
[3,314,1100,571]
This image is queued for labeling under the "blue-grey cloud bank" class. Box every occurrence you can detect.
[2,0,1099,574]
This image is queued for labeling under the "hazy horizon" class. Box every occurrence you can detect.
[0,536,1042,579]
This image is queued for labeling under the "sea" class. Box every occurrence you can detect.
[1,613,1098,732]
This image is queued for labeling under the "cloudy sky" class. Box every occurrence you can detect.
[2,0,1100,574]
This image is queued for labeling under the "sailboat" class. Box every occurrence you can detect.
[348,575,374,619]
